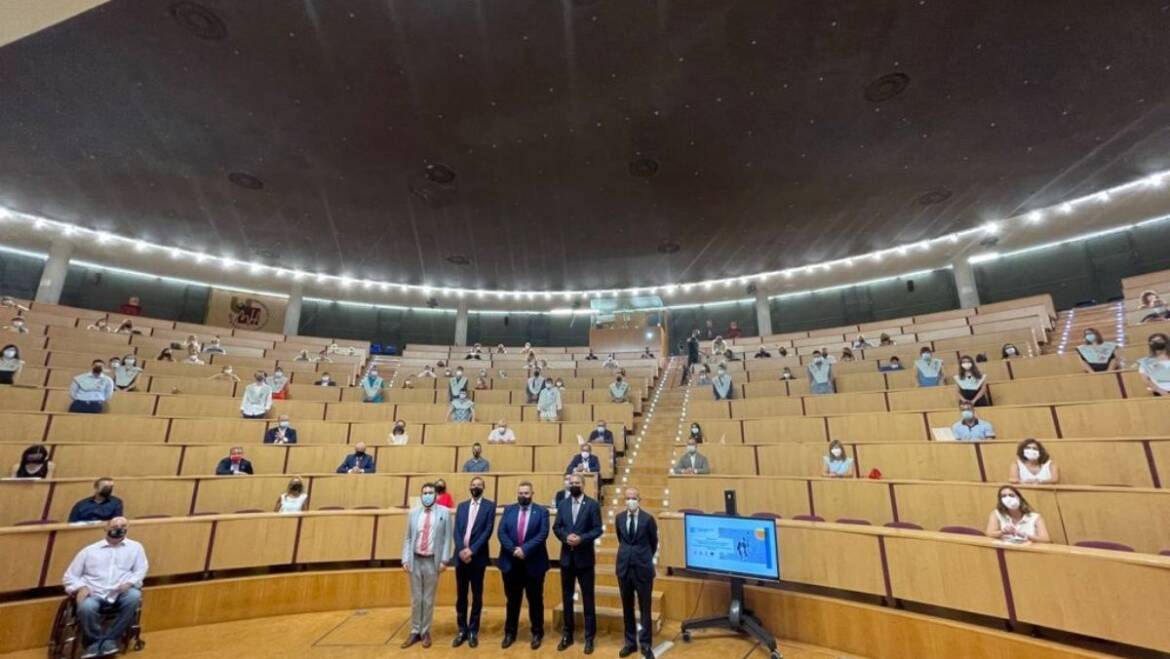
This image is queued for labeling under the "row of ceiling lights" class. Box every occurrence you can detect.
[0,171,1165,301]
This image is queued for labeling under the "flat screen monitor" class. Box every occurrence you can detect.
[683,512,780,580]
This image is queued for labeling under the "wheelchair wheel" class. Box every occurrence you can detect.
[47,597,82,659]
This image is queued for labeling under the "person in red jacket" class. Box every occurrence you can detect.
[118,296,142,316]
[434,478,456,509]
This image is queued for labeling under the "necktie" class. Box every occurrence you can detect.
[572,499,580,525]
[418,508,432,554]
[517,508,529,544]
[464,501,477,546]
[626,513,634,537]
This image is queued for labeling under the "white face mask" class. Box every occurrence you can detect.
[596,425,605,433]
[1006,347,1017,356]
[1023,448,1040,461]
[961,362,973,370]
[813,357,823,364]
[125,358,136,365]
[581,451,590,460]
[921,352,932,360]
[110,361,121,368]
[3,349,15,358]
[279,421,290,428]
[691,426,700,435]
[830,448,843,457]
[321,376,331,383]
[1001,495,1021,510]
[626,499,639,512]
[687,445,697,454]
[1085,333,1097,343]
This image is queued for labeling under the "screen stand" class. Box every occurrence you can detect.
[679,577,781,659]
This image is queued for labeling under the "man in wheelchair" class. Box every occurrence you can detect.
[62,517,149,658]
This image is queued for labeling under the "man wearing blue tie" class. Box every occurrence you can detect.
[449,476,495,649]
[553,473,603,654]
[497,481,550,650]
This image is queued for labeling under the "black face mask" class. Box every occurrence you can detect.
[290,486,303,495]
[1152,340,1168,352]
[472,449,481,457]
[92,366,103,375]
[435,484,446,494]
[355,449,366,456]
[569,486,583,498]
[469,486,484,499]
[516,495,531,507]
[107,527,127,540]
[98,485,113,497]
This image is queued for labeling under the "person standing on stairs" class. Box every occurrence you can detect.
[616,487,659,659]
[553,473,603,654]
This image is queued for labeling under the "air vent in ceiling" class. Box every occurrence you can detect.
[864,72,910,102]
[168,2,227,40]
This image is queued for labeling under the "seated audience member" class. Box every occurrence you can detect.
[879,333,894,347]
[727,321,742,339]
[11,444,54,479]
[1139,290,1170,323]
[839,347,856,362]
[852,334,869,350]
[694,364,711,386]
[776,346,789,357]
[779,366,796,380]
[1009,439,1059,484]
[537,380,561,421]
[216,446,254,475]
[417,364,437,379]
[552,473,573,507]
[955,355,990,406]
[603,353,620,369]
[118,296,143,316]
[112,318,137,335]
[879,356,904,372]
[488,420,516,444]
[155,347,175,362]
[388,420,410,444]
[87,318,112,332]
[465,343,484,360]
[641,346,654,359]
[952,403,996,441]
[463,443,490,472]
[275,477,307,513]
[444,367,455,378]
[203,336,226,354]
[3,316,29,333]
[294,350,312,362]
[434,478,456,509]
[584,348,598,361]
[1,296,30,312]
[209,365,240,383]
[1138,332,1170,396]
[183,345,205,365]
[985,486,1050,544]
[526,369,546,404]
[722,348,739,362]
[475,369,489,389]
[63,517,147,658]
[337,442,376,473]
[688,422,705,444]
[448,366,470,401]
[264,415,298,444]
[69,477,123,523]
[0,343,24,384]
[806,351,834,394]
[449,391,477,422]
[240,371,273,419]
[267,367,289,399]
[753,345,771,359]
[566,442,601,475]
[493,343,507,354]
[588,420,615,445]
[183,334,201,352]
[822,440,854,478]
[1001,343,1022,359]
[112,354,144,391]
[362,368,385,402]
[711,336,727,356]
[69,360,115,414]
[315,372,338,386]
[1076,327,1118,373]
[673,438,710,475]
[915,347,945,387]
[401,377,416,389]
[711,365,734,400]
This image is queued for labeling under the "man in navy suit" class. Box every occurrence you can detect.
[497,480,549,650]
[335,442,376,473]
[615,487,659,659]
[564,442,601,475]
[449,476,495,648]
[553,473,604,654]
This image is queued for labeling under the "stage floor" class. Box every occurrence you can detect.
[2,606,864,659]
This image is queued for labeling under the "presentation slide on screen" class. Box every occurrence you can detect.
[684,514,779,580]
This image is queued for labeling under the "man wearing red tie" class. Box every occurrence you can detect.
[496,481,550,650]
[449,476,496,648]
[401,483,452,649]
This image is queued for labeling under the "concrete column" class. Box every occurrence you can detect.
[754,287,773,337]
[283,281,304,336]
[952,258,981,309]
[453,300,469,346]
[34,239,74,304]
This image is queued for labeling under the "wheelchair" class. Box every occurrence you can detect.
[48,593,145,659]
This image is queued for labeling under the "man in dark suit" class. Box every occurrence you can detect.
[214,446,254,475]
[449,476,495,648]
[262,414,298,444]
[497,480,550,650]
[564,442,601,475]
[615,487,659,658]
[335,442,376,473]
[553,473,604,654]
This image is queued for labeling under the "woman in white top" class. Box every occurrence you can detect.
[0,344,24,385]
[112,353,144,391]
[387,421,409,444]
[274,477,307,513]
[1138,332,1170,397]
[240,371,273,419]
[954,355,990,406]
[1076,327,1119,373]
[1009,439,1059,484]
[984,486,1050,544]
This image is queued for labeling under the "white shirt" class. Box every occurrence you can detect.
[1016,460,1053,484]
[240,382,273,416]
[488,427,516,443]
[63,538,149,601]
[278,493,307,513]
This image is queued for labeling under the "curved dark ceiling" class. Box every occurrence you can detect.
[2,0,1170,290]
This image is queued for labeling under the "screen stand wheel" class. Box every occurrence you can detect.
[679,577,781,658]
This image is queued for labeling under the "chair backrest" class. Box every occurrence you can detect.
[835,518,872,525]
[940,525,985,536]
[233,509,264,514]
[884,521,924,530]
[1074,540,1135,552]
[317,506,345,511]
[792,514,826,522]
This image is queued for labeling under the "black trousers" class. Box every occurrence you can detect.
[560,564,596,639]
[502,566,544,637]
[454,562,486,634]
[619,574,654,651]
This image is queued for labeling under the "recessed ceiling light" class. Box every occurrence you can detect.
[228,172,264,190]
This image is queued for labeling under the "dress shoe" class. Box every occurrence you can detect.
[557,635,574,651]
[422,633,432,648]
[452,632,467,647]
[501,634,515,649]
[468,634,479,648]
[619,646,637,658]
[530,633,543,650]
[642,650,656,659]
[401,634,421,649]
[584,638,594,654]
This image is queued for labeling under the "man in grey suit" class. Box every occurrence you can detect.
[401,482,453,648]
[672,438,710,475]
